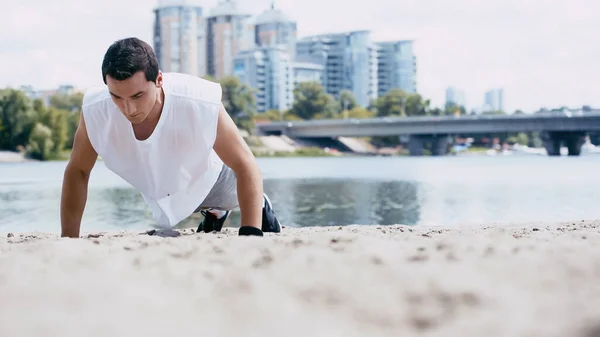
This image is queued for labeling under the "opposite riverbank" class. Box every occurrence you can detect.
[0,151,27,163]
[1,220,600,337]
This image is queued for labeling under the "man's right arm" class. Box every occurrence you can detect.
[60,112,98,238]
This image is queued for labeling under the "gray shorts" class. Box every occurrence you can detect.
[194,164,239,212]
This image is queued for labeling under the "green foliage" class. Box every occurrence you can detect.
[0,88,79,160]
[481,110,506,115]
[254,146,334,158]
[444,102,466,116]
[516,133,529,146]
[405,94,431,116]
[40,107,69,158]
[48,93,82,149]
[261,109,284,121]
[219,76,256,132]
[374,89,432,118]
[49,92,83,112]
[290,82,338,120]
[253,109,304,122]
[26,123,55,160]
[0,89,37,150]
[338,90,358,112]
[341,107,376,119]
[374,89,407,117]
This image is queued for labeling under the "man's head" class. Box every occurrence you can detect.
[101,37,163,124]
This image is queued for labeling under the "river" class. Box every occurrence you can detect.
[1,155,600,233]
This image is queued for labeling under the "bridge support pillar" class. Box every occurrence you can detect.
[408,136,425,156]
[408,135,451,156]
[431,135,451,156]
[542,131,586,156]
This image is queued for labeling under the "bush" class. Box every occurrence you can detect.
[26,123,55,160]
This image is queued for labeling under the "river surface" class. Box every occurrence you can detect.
[1,155,600,233]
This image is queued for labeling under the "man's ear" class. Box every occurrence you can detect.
[155,71,163,88]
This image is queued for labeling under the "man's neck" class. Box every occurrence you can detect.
[131,88,165,141]
[146,88,165,124]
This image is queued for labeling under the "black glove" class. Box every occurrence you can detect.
[239,226,264,236]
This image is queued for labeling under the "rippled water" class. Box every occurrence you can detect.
[2,155,600,233]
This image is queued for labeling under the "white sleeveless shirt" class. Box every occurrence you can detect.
[82,73,224,227]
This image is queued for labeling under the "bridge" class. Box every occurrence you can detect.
[256,112,600,156]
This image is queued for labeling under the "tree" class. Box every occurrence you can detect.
[338,90,358,112]
[36,103,69,158]
[405,94,430,117]
[46,93,83,149]
[374,89,407,117]
[219,76,257,132]
[507,133,529,146]
[481,110,505,115]
[256,109,283,121]
[374,89,430,117]
[290,82,338,120]
[49,92,83,112]
[345,107,376,119]
[429,107,445,116]
[65,111,81,149]
[202,75,218,83]
[0,89,37,151]
[444,102,466,116]
[26,123,54,160]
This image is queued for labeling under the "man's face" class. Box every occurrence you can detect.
[106,71,162,124]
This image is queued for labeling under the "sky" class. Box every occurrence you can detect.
[2,0,599,113]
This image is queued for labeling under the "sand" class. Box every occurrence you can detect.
[1,221,600,337]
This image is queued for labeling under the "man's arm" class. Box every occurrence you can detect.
[212,104,263,231]
[60,112,98,238]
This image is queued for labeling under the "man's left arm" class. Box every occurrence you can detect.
[212,104,264,234]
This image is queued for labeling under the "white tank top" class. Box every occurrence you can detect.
[82,73,224,227]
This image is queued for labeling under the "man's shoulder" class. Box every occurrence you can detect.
[82,85,111,108]
[163,73,222,106]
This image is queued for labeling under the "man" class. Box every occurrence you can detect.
[60,37,281,238]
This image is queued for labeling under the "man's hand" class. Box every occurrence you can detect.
[60,112,98,238]
[212,104,263,231]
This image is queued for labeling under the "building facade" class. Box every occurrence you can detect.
[484,89,504,112]
[445,87,466,108]
[296,31,378,107]
[153,0,207,77]
[291,62,324,87]
[254,4,297,58]
[376,40,417,96]
[207,0,255,80]
[233,46,293,113]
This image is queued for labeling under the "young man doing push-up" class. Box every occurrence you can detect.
[60,37,281,238]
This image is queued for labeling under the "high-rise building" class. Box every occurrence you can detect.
[254,3,297,58]
[296,30,378,107]
[207,0,255,80]
[377,40,417,95]
[233,46,293,113]
[484,89,504,112]
[445,87,466,108]
[291,61,324,87]
[153,0,207,77]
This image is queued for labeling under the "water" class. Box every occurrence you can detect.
[1,155,600,233]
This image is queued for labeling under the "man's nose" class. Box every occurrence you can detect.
[126,101,136,115]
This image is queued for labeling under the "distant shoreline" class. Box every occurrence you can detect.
[0,151,29,163]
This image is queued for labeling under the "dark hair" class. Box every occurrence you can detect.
[101,37,159,84]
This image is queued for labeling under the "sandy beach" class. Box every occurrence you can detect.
[1,221,600,337]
